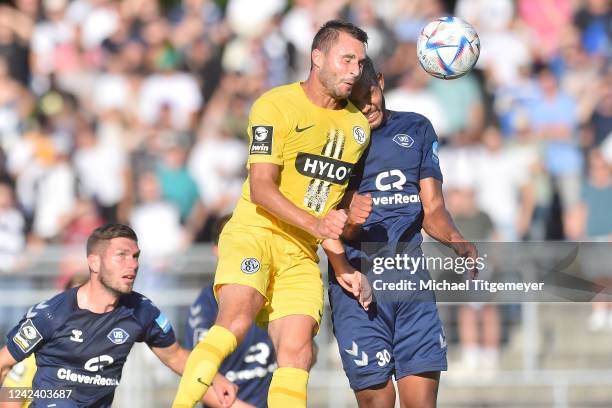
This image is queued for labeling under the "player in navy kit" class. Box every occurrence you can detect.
[324,59,477,408]
[184,218,275,408]
[0,224,236,408]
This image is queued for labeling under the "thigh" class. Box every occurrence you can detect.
[214,223,273,302]
[329,280,395,391]
[260,236,324,329]
[354,379,396,408]
[397,371,440,408]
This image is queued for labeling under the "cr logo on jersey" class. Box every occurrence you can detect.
[84,355,114,372]
[107,328,129,345]
[375,170,407,191]
[393,134,414,148]
[241,258,260,274]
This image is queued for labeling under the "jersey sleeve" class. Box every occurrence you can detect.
[419,119,443,181]
[184,287,218,350]
[5,302,55,362]
[246,96,290,166]
[140,302,177,348]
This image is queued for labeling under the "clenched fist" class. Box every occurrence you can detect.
[348,193,372,226]
[314,209,348,240]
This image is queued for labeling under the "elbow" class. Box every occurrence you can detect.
[249,183,264,207]
[249,178,271,208]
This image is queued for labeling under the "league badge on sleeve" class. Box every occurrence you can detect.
[432,141,439,163]
[250,125,273,155]
[155,312,172,334]
[12,319,43,353]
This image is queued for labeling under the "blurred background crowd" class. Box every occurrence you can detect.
[0,0,610,381]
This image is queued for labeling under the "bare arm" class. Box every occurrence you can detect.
[420,178,478,275]
[322,239,372,310]
[249,163,346,240]
[151,342,188,375]
[337,190,372,241]
[0,346,18,384]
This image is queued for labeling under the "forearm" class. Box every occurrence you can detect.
[423,207,466,249]
[341,222,361,241]
[251,180,318,237]
[322,239,351,273]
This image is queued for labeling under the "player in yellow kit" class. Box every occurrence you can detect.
[0,355,35,408]
[172,20,370,408]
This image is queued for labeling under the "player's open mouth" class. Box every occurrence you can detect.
[367,111,379,123]
[122,275,135,281]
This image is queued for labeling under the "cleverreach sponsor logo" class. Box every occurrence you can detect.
[57,368,119,386]
[372,193,420,206]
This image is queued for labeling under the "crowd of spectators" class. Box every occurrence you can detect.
[0,0,610,368]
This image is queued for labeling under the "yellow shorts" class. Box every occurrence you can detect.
[214,222,323,328]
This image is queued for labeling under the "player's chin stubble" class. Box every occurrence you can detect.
[319,67,350,100]
[99,271,133,296]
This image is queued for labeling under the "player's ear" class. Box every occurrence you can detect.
[87,253,101,274]
[377,72,385,91]
[312,48,323,70]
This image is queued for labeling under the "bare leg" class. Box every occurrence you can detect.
[354,379,396,408]
[397,371,440,408]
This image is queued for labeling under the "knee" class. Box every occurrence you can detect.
[276,340,313,370]
[215,313,253,343]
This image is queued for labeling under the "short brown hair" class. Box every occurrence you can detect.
[311,20,368,53]
[86,224,138,255]
[357,56,378,86]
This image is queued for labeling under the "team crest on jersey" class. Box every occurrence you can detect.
[107,328,129,345]
[241,258,260,274]
[393,134,414,148]
[250,125,273,155]
[353,126,366,145]
[12,319,43,353]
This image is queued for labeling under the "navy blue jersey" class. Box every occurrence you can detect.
[345,111,442,259]
[329,111,448,390]
[184,285,274,408]
[6,287,176,408]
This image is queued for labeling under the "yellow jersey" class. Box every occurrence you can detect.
[1,354,36,408]
[231,82,370,257]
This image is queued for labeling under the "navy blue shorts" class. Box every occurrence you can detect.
[329,271,447,391]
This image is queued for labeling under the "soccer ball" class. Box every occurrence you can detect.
[416,16,480,80]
